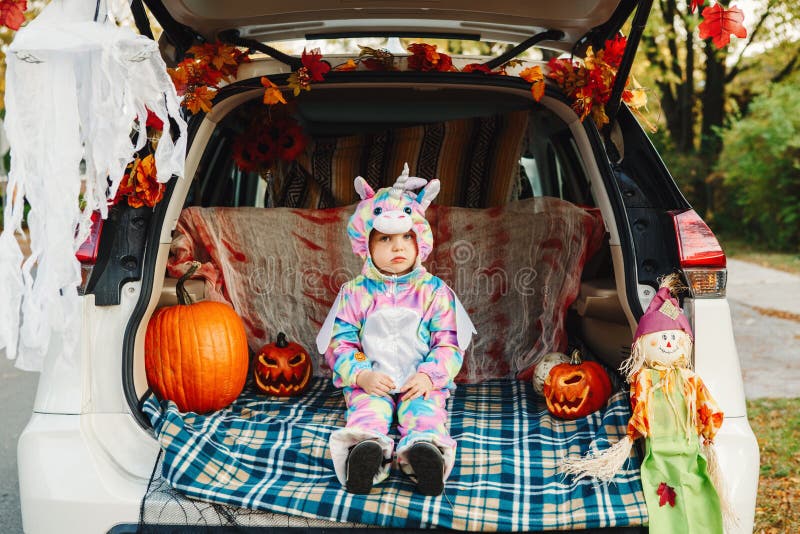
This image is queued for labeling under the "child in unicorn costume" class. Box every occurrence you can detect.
[316,164,475,495]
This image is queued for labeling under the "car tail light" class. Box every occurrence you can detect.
[670,209,726,298]
[76,211,104,294]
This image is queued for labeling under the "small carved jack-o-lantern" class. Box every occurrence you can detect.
[544,349,612,420]
[254,332,312,397]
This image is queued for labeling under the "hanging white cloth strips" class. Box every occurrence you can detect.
[0,0,187,371]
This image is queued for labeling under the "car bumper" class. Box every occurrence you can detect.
[18,412,157,534]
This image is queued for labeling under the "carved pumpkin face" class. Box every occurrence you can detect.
[543,350,612,420]
[254,332,312,397]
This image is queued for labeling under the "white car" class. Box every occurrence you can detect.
[17,1,758,533]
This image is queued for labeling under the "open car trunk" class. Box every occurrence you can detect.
[134,77,645,530]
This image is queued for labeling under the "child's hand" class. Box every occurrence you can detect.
[400,373,434,401]
[356,370,396,397]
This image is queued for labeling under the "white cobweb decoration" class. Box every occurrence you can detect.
[0,0,187,371]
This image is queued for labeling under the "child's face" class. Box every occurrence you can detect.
[369,230,418,275]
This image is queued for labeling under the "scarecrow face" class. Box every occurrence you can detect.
[641,329,691,367]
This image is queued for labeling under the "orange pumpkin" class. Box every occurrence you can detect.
[254,332,312,397]
[145,262,248,413]
[543,349,612,420]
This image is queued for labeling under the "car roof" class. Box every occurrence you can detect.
[150,0,636,52]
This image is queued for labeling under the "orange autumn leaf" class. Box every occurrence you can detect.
[335,59,358,71]
[261,77,287,105]
[184,86,217,115]
[188,42,241,73]
[407,43,453,72]
[120,155,164,208]
[520,66,545,102]
[698,4,747,48]
[168,66,190,95]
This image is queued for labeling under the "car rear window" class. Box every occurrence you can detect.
[185,86,593,209]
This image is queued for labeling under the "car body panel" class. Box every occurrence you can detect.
[18,413,153,533]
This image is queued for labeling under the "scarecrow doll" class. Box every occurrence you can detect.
[560,274,735,533]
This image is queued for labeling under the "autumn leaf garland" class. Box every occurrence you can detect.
[168,42,251,114]
[171,27,762,132]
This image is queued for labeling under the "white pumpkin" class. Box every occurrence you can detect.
[532,351,570,395]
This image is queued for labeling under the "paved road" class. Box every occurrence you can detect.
[726,259,800,398]
[0,354,38,534]
[1,258,798,532]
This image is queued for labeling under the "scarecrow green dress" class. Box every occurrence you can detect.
[632,367,724,534]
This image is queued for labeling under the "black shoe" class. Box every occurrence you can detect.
[406,442,445,496]
[345,440,384,494]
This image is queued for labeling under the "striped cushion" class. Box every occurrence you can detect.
[273,111,529,209]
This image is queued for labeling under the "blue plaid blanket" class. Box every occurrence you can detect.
[143,378,646,531]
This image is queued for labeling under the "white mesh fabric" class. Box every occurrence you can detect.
[0,0,186,371]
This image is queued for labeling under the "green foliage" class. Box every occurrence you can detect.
[716,82,800,251]
[648,130,715,216]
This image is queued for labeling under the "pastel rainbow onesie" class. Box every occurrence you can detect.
[316,165,476,487]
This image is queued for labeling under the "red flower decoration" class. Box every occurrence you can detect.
[275,120,308,161]
[698,4,747,48]
[231,114,308,173]
[657,482,677,507]
[301,48,331,82]
[231,139,260,172]
[690,0,706,13]
[0,0,27,31]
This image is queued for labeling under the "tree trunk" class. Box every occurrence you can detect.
[680,30,695,152]
[697,43,728,214]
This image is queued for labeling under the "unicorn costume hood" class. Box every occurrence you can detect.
[316,163,474,357]
[347,163,439,273]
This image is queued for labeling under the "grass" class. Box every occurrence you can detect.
[747,398,800,533]
[718,233,800,275]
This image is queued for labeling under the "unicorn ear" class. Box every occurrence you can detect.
[354,176,375,200]
[405,177,428,191]
[417,179,440,211]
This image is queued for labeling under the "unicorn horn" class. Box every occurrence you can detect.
[390,163,411,199]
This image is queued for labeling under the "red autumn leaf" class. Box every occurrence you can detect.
[407,43,454,72]
[462,63,491,74]
[690,0,705,13]
[657,482,677,507]
[698,4,747,48]
[145,109,164,131]
[0,0,27,31]
[302,48,331,82]
[602,35,627,69]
